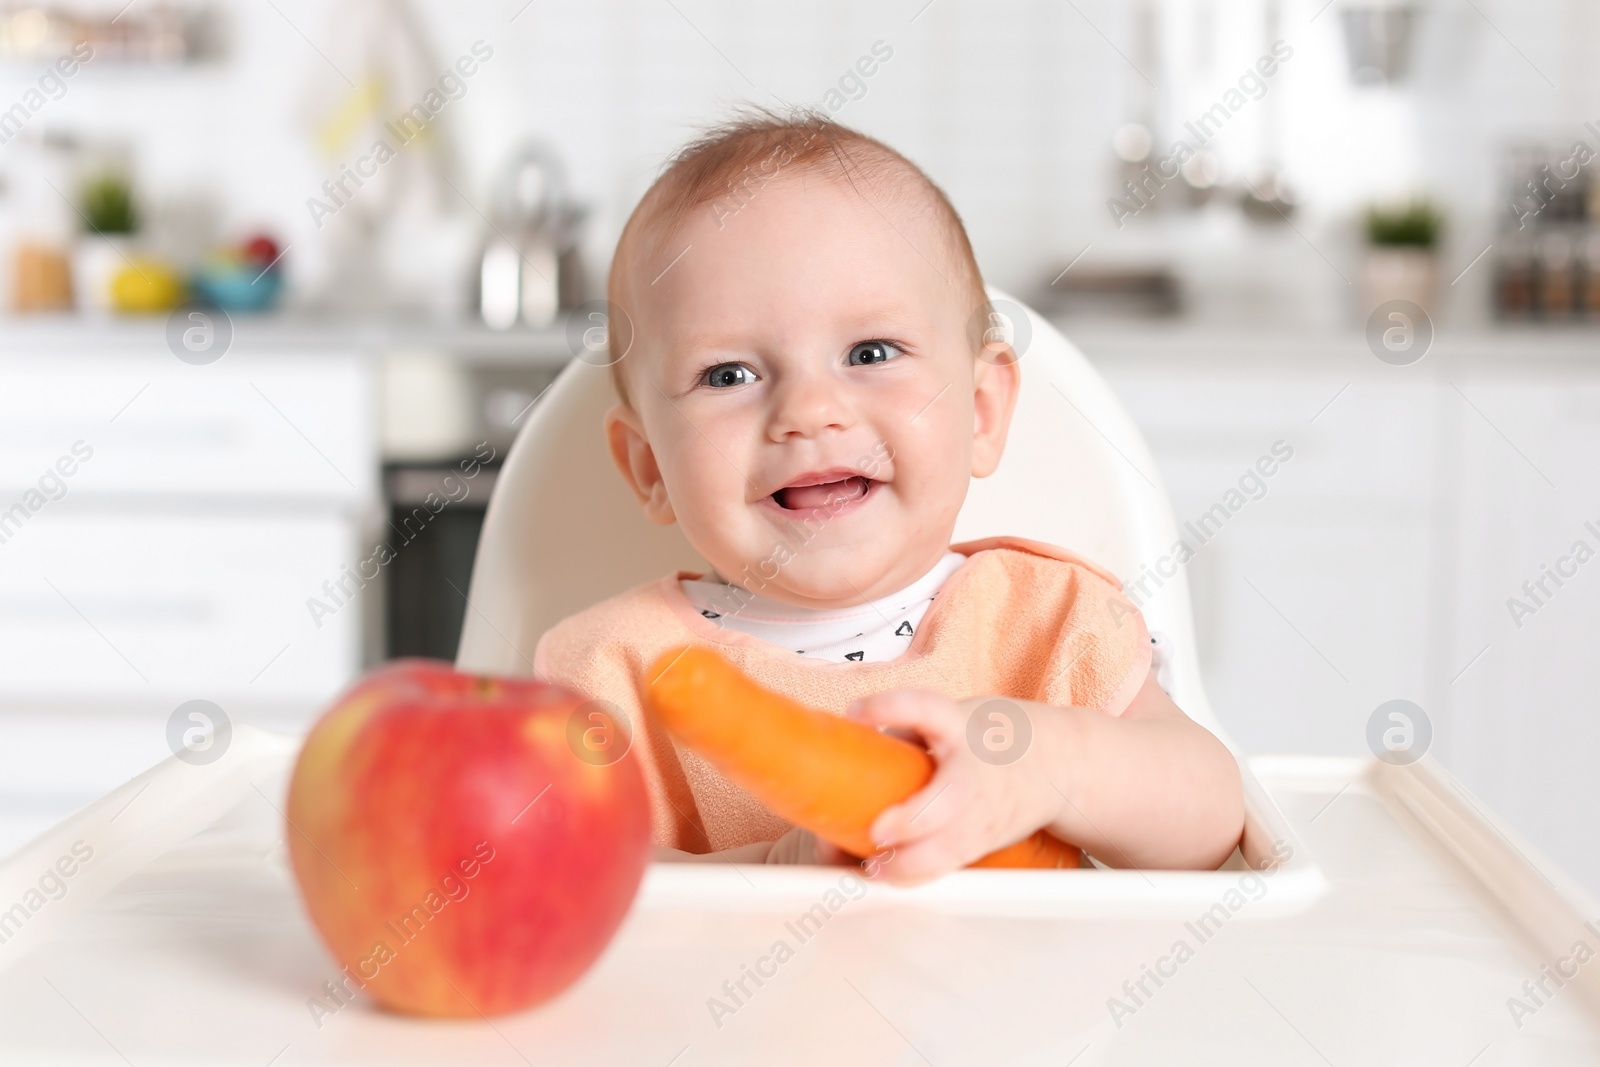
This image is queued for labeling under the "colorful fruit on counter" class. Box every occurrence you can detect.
[190,231,285,311]
[643,644,1080,869]
[286,659,652,1018]
[109,257,185,313]
[241,233,281,267]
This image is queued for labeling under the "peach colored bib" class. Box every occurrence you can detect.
[532,536,1152,851]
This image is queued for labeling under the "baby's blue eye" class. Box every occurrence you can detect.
[702,362,757,388]
[848,340,900,366]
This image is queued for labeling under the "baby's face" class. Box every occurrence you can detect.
[605,171,1017,609]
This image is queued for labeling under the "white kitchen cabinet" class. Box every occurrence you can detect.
[1444,372,1600,894]
[0,509,360,709]
[0,334,377,724]
[1093,353,1441,749]
[1079,324,1600,894]
[0,350,372,502]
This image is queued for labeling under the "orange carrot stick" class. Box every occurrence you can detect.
[643,645,1079,869]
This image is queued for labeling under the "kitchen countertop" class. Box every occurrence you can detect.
[0,312,576,364]
[1058,318,1600,368]
[0,311,1595,369]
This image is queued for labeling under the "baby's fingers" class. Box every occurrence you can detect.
[870,770,961,849]
[846,689,965,751]
[867,830,968,886]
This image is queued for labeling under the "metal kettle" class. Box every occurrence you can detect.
[478,139,588,329]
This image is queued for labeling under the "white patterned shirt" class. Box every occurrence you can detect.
[678,551,969,663]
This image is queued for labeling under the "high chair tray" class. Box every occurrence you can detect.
[0,727,1596,1065]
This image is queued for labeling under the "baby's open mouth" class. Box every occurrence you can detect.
[770,475,875,511]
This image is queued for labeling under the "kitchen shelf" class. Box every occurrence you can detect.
[0,313,576,365]
[1055,317,1600,370]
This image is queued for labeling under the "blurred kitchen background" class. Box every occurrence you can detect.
[1,0,1598,890]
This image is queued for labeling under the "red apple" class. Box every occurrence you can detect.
[285,658,651,1018]
[241,234,280,267]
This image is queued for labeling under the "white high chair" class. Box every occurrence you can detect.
[2,292,1597,1064]
[457,285,1311,888]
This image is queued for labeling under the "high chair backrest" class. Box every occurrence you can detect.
[457,288,1224,738]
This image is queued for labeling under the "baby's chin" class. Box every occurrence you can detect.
[712,535,945,607]
[734,564,894,608]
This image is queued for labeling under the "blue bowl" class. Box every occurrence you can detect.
[191,263,283,312]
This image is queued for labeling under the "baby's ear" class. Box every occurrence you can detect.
[970,344,1020,478]
[603,402,676,525]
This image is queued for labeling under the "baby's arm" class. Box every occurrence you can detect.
[848,668,1244,885]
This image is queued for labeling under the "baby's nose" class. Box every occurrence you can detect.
[767,373,854,436]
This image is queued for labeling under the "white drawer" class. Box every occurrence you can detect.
[0,508,362,717]
[0,348,375,503]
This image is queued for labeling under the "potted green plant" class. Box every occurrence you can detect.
[1362,197,1444,319]
[73,169,141,314]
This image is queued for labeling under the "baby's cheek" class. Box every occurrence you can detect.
[889,415,960,489]
[666,451,750,532]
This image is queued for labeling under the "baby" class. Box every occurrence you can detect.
[532,107,1244,885]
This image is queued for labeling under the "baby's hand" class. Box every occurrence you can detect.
[845,688,1062,885]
